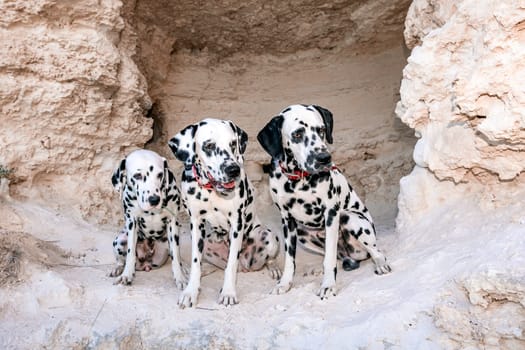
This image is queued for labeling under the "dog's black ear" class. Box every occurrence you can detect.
[257,115,284,160]
[227,121,249,155]
[312,105,333,144]
[162,158,175,191]
[111,158,126,193]
[162,159,169,188]
[236,125,249,155]
[168,124,198,167]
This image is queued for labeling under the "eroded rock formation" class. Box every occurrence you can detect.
[0,0,152,222]
[397,0,525,230]
[397,0,525,187]
[397,1,525,347]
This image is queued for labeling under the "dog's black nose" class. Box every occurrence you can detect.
[316,152,332,165]
[148,195,161,206]
[224,164,240,178]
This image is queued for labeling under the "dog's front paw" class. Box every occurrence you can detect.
[374,262,392,275]
[108,265,124,278]
[178,288,199,309]
[218,288,238,306]
[270,280,292,295]
[316,284,337,300]
[113,272,134,285]
[266,260,282,280]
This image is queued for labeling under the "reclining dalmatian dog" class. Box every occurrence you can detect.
[257,104,391,299]
[109,149,186,288]
[168,118,280,308]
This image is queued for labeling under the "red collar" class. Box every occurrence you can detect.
[192,165,214,190]
[279,162,338,181]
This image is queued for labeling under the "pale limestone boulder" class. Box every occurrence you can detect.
[397,0,525,187]
[397,2,525,347]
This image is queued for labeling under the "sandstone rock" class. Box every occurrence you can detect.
[397,0,525,221]
[0,0,152,223]
[434,270,525,349]
[397,3,525,347]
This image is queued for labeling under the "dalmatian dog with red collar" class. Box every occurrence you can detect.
[109,149,186,288]
[168,118,280,308]
[257,104,391,299]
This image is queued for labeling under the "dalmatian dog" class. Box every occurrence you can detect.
[168,118,280,308]
[257,104,391,299]
[111,228,170,274]
[109,149,186,288]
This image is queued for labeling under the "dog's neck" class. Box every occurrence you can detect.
[277,153,309,181]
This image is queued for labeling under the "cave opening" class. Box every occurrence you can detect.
[127,0,416,225]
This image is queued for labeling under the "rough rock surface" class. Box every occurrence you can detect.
[0,0,152,223]
[397,0,525,185]
[434,270,525,349]
[397,0,525,348]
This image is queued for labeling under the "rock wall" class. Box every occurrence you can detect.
[396,0,525,228]
[0,0,152,223]
[0,0,414,224]
[397,1,525,347]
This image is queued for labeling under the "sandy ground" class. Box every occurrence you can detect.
[1,185,524,349]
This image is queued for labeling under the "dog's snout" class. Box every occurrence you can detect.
[148,195,161,206]
[224,164,241,178]
[316,152,332,165]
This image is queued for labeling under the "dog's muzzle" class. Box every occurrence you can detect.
[315,152,332,166]
[194,165,238,193]
[307,151,333,173]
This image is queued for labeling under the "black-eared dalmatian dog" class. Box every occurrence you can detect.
[168,118,280,308]
[109,149,186,288]
[257,104,391,299]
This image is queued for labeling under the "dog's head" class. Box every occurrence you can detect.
[111,149,170,211]
[257,104,334,173]
[168,118,248,194]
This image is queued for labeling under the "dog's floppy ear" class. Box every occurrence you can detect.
[312,105,333,144]
[168,124,198,167]
[111,158,126,194]
[162,158,169,188]
[257,115,284,160]
[236,124,248,155]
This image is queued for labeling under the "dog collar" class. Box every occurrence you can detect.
[192,165,214,190]
[279,162,338,181]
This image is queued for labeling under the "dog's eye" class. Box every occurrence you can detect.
[230,140,238,151]
[318,128,326,138]
[157,172,163,180]
[203,142,216,152]
[291,129,304,140]
[133,173,143,181]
